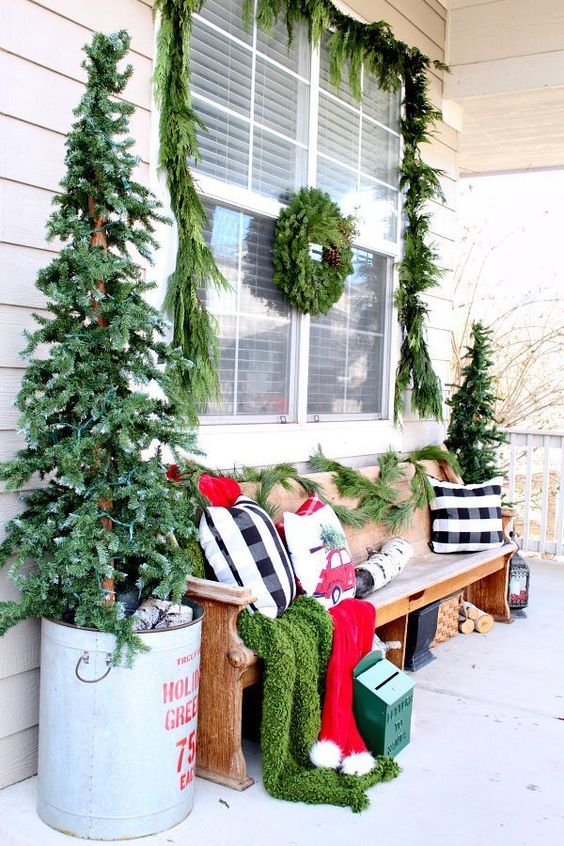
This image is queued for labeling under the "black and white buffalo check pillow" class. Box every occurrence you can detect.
[199,496,296,618]
[427,477,504,553]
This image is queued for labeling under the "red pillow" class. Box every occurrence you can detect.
[276,492,325,543]
[296,492,326,516]
[198,474,241,508]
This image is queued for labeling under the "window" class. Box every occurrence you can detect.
[192,0,400,423]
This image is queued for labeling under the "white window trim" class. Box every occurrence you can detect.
[192,15,402,426]
[195,171,401,259]
[199,190,398,426]
[197,418,404,469]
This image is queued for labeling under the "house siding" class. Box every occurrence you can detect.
[0,0,457,787]
[0,0,155,789]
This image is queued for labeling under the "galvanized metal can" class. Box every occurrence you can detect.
[37,600,203,840]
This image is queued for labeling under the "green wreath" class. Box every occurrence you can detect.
[272,187,357,316]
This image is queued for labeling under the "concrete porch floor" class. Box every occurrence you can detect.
[1,560,563,846]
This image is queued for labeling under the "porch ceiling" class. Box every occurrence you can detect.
[445,0,564,175]
[455,87,564,176]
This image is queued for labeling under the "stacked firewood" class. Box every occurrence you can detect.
[458,601,494,635]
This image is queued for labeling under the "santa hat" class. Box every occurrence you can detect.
[310,598,376,776]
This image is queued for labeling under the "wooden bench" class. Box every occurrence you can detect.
[187,457,515,790]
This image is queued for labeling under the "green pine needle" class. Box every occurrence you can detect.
[154,0,231,422]
[329,504,365,529]
[306,445,457,533]
[272,187,356,316]
[409,444,461,477]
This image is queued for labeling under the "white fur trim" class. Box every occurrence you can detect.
[309,739,342,770]
[340,751,376,776]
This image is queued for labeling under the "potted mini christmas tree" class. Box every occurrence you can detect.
[446,321,507,483]
[0,31,203,839]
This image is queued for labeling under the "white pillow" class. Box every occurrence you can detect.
[283,504,355,609]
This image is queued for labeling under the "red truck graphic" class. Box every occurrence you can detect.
[310,524,355,606]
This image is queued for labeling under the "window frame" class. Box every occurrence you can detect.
[191,8,403,428]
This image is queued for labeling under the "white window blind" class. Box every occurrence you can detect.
[198,0,251,44]
[201,200,294,419]
[192,2,310,202]
[307,250,391,418]
[316,36,401,244]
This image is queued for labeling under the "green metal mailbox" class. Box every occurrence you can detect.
[353,651,415,758]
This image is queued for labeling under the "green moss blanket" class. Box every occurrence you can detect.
[238,596,399,812]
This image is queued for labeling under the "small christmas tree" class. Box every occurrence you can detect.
[446,321,507,483]
[0,31,198,660]
[319,525,346,552]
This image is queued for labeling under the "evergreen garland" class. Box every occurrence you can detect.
[394,50,445,424]
[309,444,460,531]
[446,321,507,483]
[0,32,199,662]
[173,458,322,518]
[153,0,230,422]
[180,444,459,533]
[272,187,356,316]
[155,0,446,424]
[233,462,322,516]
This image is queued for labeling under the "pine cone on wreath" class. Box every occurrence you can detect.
[322,246,341,268]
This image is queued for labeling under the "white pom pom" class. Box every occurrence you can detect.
[310,739,342,770]
[340,751,376,776]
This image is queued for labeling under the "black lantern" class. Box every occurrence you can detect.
[508,532,530,612]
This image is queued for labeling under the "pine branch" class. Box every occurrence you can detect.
[307,446,439,532]
[154,0,231,421]
[408,444,461,477]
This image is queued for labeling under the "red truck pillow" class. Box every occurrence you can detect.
[276,492,325,544]
[283,501,355,609]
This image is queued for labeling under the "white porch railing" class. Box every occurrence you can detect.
[502,428,564,556]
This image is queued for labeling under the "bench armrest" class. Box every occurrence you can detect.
[501,506,516,543]
[186,576,256,607]
[186,577,258,673]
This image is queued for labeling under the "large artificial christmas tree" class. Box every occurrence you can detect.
[0,31,198,660]
[446,321,507,483]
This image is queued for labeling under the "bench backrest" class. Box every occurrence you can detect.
[240,458,458,564]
